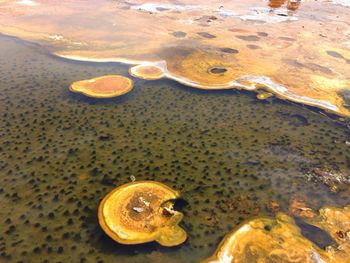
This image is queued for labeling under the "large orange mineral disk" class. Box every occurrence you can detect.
[70,75,133,98]
[203,213,333,263]
[98,181,187,246]
[129,64,165,80]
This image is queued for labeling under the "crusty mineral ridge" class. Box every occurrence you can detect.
[204,205,350,263]
[98,181,187,246]
[70,75,133,98]
[0,0,349,116]
[308,205,350,260]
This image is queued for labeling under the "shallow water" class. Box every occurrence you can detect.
[0,35,350,262]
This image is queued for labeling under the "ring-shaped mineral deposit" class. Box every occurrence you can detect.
[129,64,165,80]
[98,181,187,246]
[70,75,133,98]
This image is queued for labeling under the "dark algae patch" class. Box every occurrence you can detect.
[0,36,350,262]
[236,35,260,41]
[197,32,216,39]
[172,31,187,38]
[208,67,228,74]
[219,48,239,54]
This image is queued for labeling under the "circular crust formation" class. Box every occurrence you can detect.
[129,65,165,80]
[98,181,187,246]
[70,75,133,98]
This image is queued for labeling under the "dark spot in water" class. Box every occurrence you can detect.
[201,15,218,23]
[246,44,260,50]
[172,198,189,212]
[99,134,113,141]
[284,59,304,68]
[304,63,333,74]
[279,37,295,41]
[208,67,227,74]
[33,247,41,254]
[278,112,309,127]
[228,28,242,32]
[266,141,304,160]
[219,48,239,54]
[264,224,271,231]
[159,46,194,58]
[339,89,350,106]
[289,114,309,126]
[277,13,288,17]
[197,32,216,39]
[172,31,187,38]
[294,217,335,249]
[57,246,64,253]
[156,7,169,12]
[48,212,55,219]
[326,50,344,59]
[208,16,217,20]
[236,35,260,41]
[257,32,268,37]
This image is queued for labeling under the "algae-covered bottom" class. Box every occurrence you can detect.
[0,36,350,263]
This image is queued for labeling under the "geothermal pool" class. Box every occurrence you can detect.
[0,0,350,262]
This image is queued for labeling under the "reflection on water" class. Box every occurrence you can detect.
[0,35,349,262]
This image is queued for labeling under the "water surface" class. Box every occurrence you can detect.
[0,36,350,262]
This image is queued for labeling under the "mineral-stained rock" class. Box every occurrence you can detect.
[98,181,187,246]
[70,75,133,98]
[204,205,350,263]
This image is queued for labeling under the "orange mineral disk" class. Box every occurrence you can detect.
[70,75,133,98]
[129,64,165,80]
[98,181,187,246]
